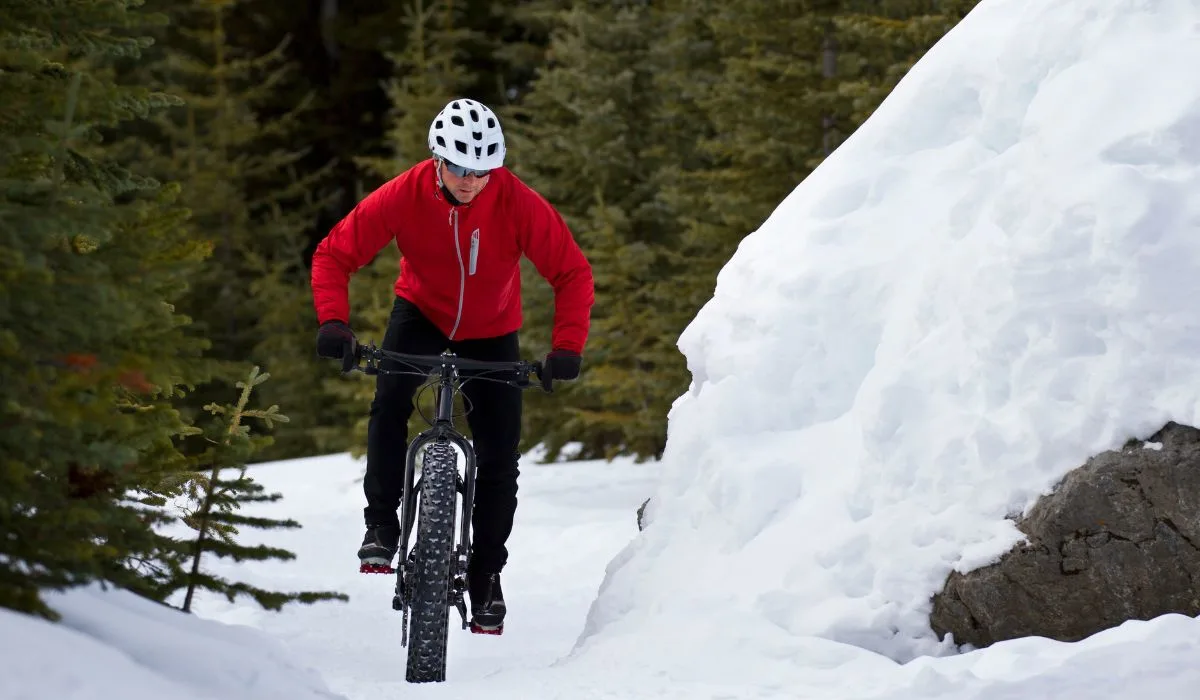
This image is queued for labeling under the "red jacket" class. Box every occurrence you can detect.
[311,159,594,353]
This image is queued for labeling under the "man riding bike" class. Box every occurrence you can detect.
[310,98,594,632]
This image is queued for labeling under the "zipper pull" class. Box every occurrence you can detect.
[469,229,480,276]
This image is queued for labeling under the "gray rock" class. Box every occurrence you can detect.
[637,497,651,531]
[931,422,1200,648]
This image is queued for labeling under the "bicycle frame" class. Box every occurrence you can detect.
[351,343,544,643]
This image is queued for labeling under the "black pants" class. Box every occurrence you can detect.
[364,296,522,574]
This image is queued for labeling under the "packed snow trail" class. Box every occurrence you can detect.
[183,452,664,698]
[180,452,907,700]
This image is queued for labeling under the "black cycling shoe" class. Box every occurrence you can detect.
[357,523,400,573]
[468,569,505,633]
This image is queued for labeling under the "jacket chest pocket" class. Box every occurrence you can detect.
[460,224,521,281]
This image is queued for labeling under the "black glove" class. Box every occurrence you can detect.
[541,349,582,391]
[316,320,357,369]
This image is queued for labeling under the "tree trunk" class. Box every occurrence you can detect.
[822,28,839,156]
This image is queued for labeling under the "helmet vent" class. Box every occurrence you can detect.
[475,145,482,157]
[487,117,496,128]
[436,136,446,147]
[451,115,465,127]
[469,109,479,122]
[487,143,497,156]
[455,140,468,155]
[472,131,482,141]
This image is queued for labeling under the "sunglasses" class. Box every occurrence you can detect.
[442,159,492,179]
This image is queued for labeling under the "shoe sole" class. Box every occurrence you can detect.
[470,606,505,627]
[358,549,395,574]
[357,540,396,562]
[470,621,503,635]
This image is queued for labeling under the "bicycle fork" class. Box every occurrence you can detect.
[393,430,479,646]
[450,433,478,631]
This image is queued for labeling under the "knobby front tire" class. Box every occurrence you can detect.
[405,440,458,683]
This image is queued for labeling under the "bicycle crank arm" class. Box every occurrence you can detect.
[454,594,468,630]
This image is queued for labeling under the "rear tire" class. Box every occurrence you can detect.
[405,441,457,683]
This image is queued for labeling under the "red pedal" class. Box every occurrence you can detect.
[359,563,395,574]
[469,622,503,635]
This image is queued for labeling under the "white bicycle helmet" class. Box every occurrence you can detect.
[428,98,506,170]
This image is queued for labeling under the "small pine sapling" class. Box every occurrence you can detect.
[175,367,346,612]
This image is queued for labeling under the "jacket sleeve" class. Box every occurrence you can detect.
[516,185,595,354]
[310,175,407,324]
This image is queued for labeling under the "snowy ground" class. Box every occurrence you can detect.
[7,450,1198,699]
[0,584,340,700]
[183,454,1200,700]
[0,450,661,700]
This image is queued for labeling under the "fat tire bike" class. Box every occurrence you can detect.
[347,342,550,683]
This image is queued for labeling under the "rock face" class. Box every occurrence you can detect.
[931,422,1200,648]
[637,497,650,531]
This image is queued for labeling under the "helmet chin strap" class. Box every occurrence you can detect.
[434,157,463,206]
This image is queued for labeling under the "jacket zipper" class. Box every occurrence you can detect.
[469,229,479,276]
[449,208,466,339]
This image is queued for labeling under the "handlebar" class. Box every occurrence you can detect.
[345,341,552,392]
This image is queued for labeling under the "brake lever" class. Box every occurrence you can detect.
[535,360,553,393]
[341,338,362,374]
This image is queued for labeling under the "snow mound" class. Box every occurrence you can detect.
[0,586,342,700]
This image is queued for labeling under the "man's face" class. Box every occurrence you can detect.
[440,160,491,204]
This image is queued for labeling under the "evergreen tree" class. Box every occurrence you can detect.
[123,0,337,460]
[670,0,856,254]
[837,0,980,125]
[246,189,352,460]
[332,0,487,454]
[0,0,211,617]
[669,0,979,264]
[220,0,396,252]
[510,0,694,460]
[163,367,345,611]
